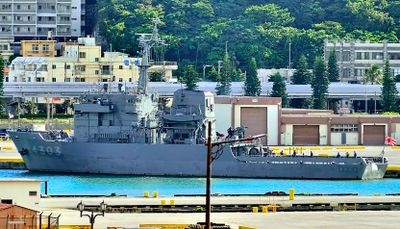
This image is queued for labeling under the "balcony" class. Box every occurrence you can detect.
[13,20,36,25]
[38,20,56,25]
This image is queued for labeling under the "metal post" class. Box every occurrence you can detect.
[44,180,48,195]
[39,212,42,229]
[205,121,212,229]
[365,83,368,114]
[374,91,377,113]
[47,213,52,229]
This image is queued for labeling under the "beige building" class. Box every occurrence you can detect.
[0,179,41,210]
[9,37,177,83]
[20,39,56,57]
[0,37,14,63]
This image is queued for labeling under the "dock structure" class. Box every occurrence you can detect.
[38,195,400,228]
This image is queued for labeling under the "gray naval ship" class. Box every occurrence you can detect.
[9,22,388,180]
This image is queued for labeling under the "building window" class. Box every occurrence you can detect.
[52,64,56,69]
[372,52,383,60]
[342,51,351,61]
[95,57,99,62]
[119,78,123,82]
[66,65,71,69]
[65,78,70,82]
[76,65,86,72]
[52,78,56,82]
[43,44,49,52]
[331,124,358,132]
[29,191,37,196]
[95,70,99,75]
[32,44,39,52]
[17,5,20,10]
[356,52,362,60]
[79,52,86,58]
[119,65,123,70]
[389,53,400,60]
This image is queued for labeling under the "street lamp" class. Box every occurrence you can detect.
[77,201,107,229]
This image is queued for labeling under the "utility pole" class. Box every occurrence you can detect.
[288,41,292,69]
[204,121,266,229]
[205,121,212,229]
[203,65,212,80]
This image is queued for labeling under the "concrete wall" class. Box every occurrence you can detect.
[0,180,41,210]
[331,132,358,145]
[214,104,232,134]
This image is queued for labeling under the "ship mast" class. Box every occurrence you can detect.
[136,19,164,95]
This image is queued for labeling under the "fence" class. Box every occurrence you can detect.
[0,213,60,229]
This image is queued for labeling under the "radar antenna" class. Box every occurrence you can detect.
[136,18,165,94]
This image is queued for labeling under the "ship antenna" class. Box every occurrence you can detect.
[136,18,165,95]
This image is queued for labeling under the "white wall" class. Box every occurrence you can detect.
[0,180,41,210]
[214,104,232,135]
[319,124,328,145]
[71,0,82,37]
[282,124,293,145]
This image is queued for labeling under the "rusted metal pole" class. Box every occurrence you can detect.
[205,121,212,229]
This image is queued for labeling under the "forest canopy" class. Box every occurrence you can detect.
[98,0,400,71]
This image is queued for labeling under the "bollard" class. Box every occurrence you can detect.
[170,200,175,205]
[289,188,295,201]
[252,207,258,213]
[144,191,149,198]
[262,206,268,213]
[152,191,158,198]
[161,199,167,205]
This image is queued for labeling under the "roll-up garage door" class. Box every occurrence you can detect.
[363,125,385,145]
[240,107,267,144]
[293,125,319,145]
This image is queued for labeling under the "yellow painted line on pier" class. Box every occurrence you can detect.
[391,146,400,149]
[387,165,400,171]
[1,146,14,151]
[336,146,366,150]
[239,226,257,229]
[139,224,189,229]
[58,226,91,229]
[0,158,24,163]
[322,147,334,150]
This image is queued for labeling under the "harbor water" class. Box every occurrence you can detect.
[1,169,400,196]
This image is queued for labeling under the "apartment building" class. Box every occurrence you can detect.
[20,39,56,57]
[324,40,400,83]
[0,0,84,39]
[9,37,178,83]
[0,37,13,62]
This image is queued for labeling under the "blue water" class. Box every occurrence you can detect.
[1,169,400,196]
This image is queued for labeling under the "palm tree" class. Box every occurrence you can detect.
[365,64,382,84]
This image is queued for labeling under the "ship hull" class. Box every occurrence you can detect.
[9,132,387,180]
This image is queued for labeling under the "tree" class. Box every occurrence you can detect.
[381,60,398,112]
[207,66,219,82]
[365,64,382,84]
[0,55,4,114]
[180,65,200,90]
[270,73,288,107]
[150,71,164,82]
[215,52,232,95]
[327,49,339,82]
[311,57,329,109]
[395,74,400,83]
[244,58,261,96]
[292,55,312,84]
